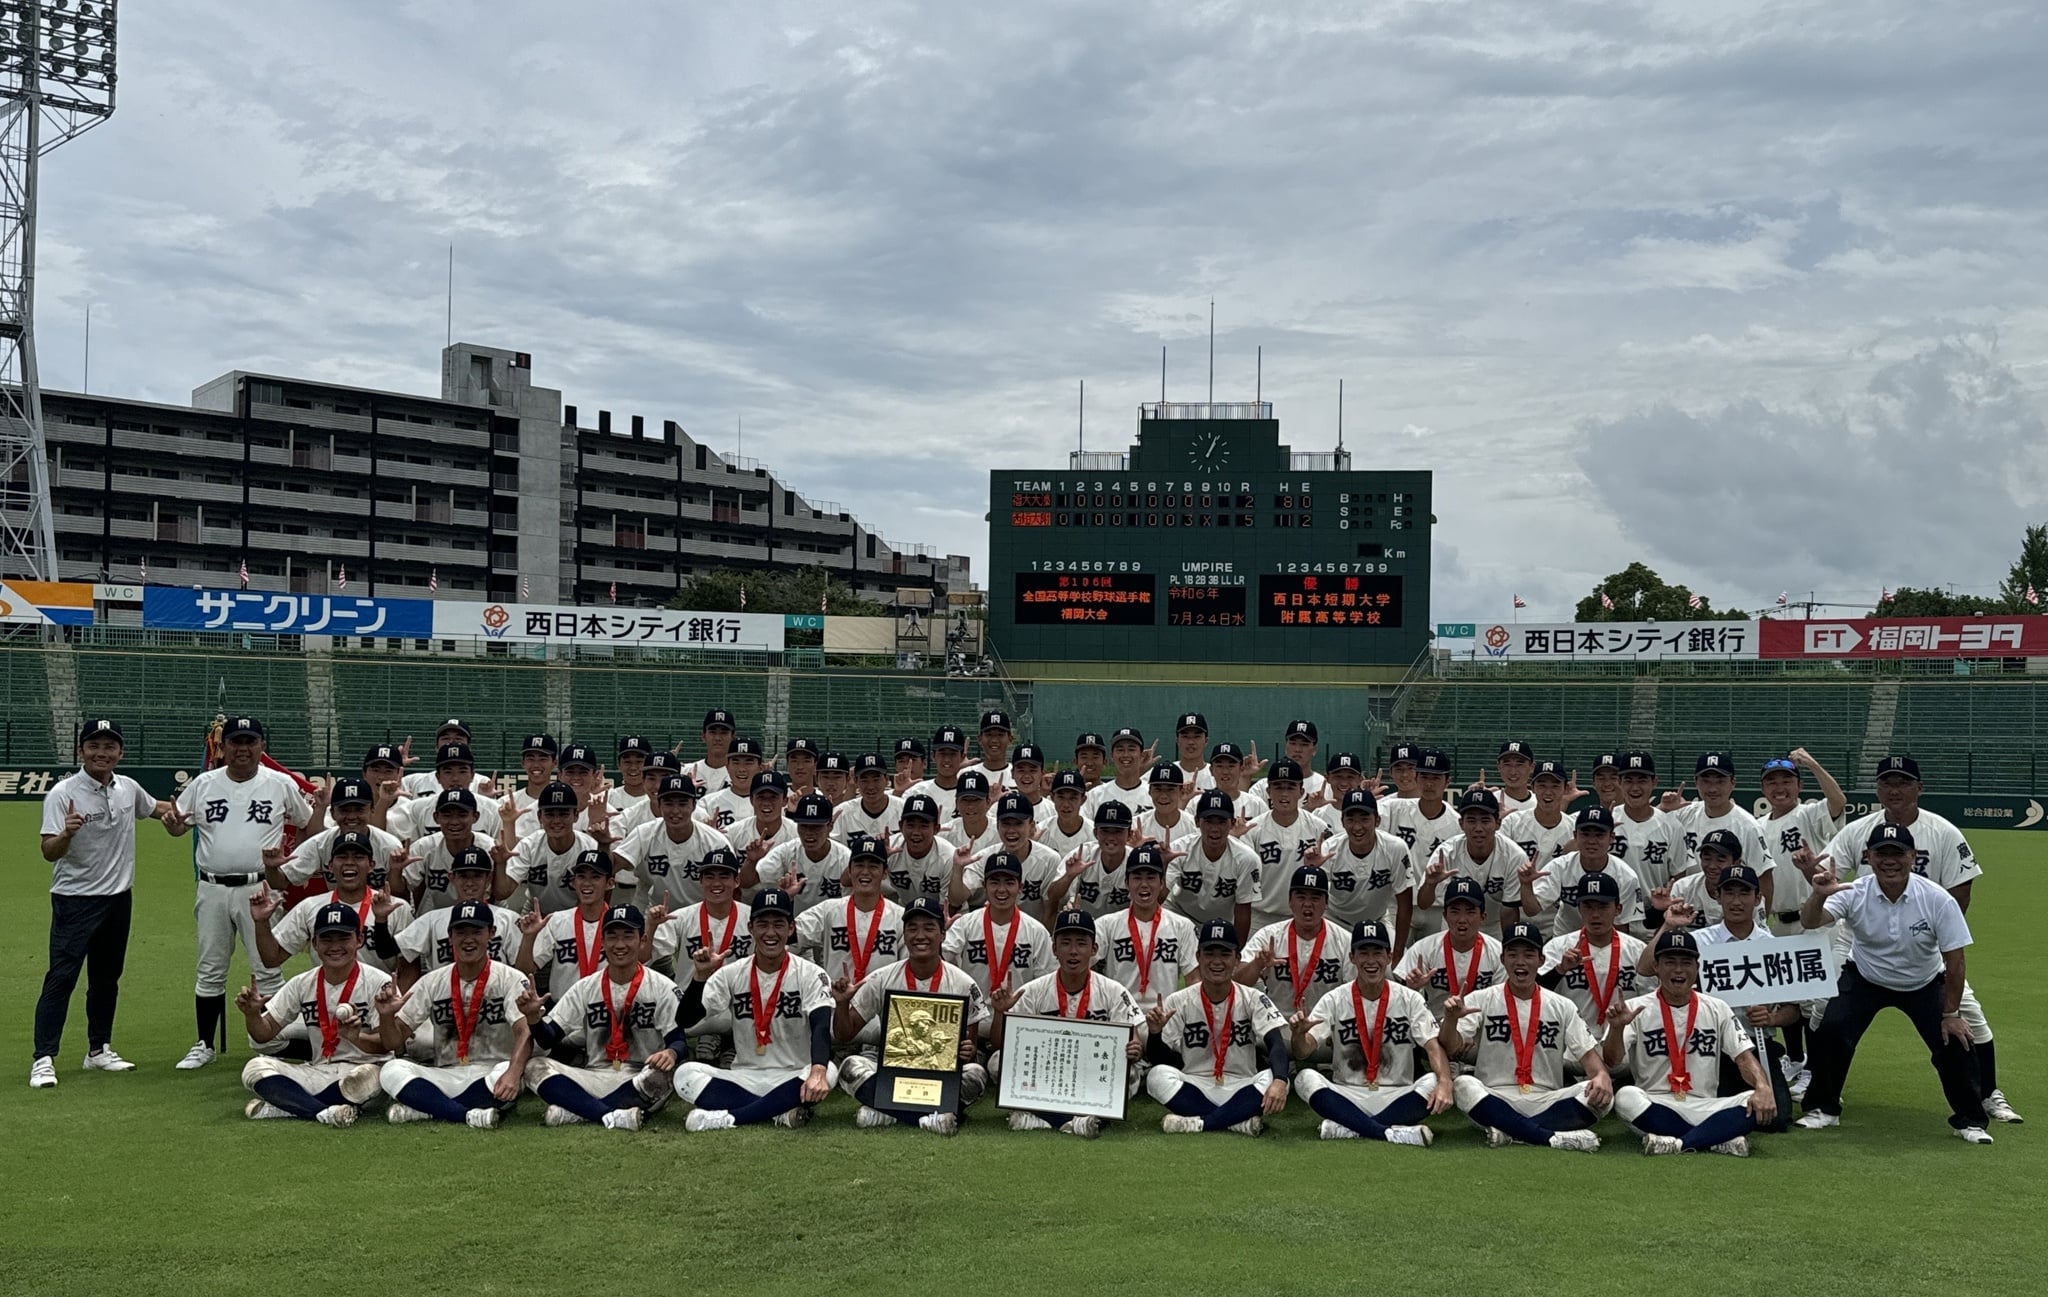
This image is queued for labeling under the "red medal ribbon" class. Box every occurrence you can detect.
[1506,985,1543,1090]
[1443,933,1482,995]
[699,904,737,958]
[846,897,883,983]
[1127,909,1161,998]
[982,907,1020,991]
[574,910,603,978]
[1351,980,1392,1085]
[602,965,646,1064]
[1202,985,1237,1081]
[1580,930,1622,1027]
[1056,974,1092,1020]
[748,955,793,1055]
[315,964,362,1060]
[1287,923,1329,1012]
[449,959,491,1063]
[904,962,943,992]
[1659,991,1699,1096]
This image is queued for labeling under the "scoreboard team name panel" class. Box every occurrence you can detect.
[989,469,1432,667]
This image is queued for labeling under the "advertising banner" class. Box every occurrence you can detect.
[0,580,96,626]
[430,600,785,650]
[142,587,431,638]
[1472,621,1757,660]
[1757,617,2048,659]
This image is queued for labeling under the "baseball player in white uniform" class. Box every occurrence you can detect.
[273,778,403,894]
[952,794,1063,917]
[960,709,1016,787]
[1611,752,1691,925]
[697,739,767,832]
[680,708,738,796]
[502,733,560,841]
[1241,760,1329,933]
[832,753,902,844]
[1492,740,1538,817]
[1608,929,1775,1155]
[252,830,413,978]
[990,908,1148,1137]
[940,772,999,857]
[394,789,493,913]
[515,850,617,1004]
[1252,719,1326,803]
[393,848,521,993]
[1416,788,1530,925]
[1394,878,1503,1019]
[1165,790,1259,934]
[833,896,993,1135]
[885,793,949,906]
[235,903,389,1126]
[1379,749,1459,939]
[385,743,502,844]
[904,726,969,821]
[1142,920,1291,1135]
[522,904,683,1130]
[396,720,483,797]
[796,835,904,987]
[1291,919,1450,1144]
[1203,743,1267,821]
[1046,800,1137,917]
[1668,751,1773,905]
[372,900,534,1127]
[942,852,1053,996]
[1070,731,1108,787]
[727,771,800,890]
[1757,751,1845,935]
[1134,762,1193,847]
[1085,728,1156,821]
[1314,789,1412,942]
[165,716,315,1070]
[1501,760,1581,875]
[611,774,732,914]
[672,888,837,1130]
[648,848,752,970]
[1525,806,1645,938]
[762,798,853,914]
[1172,713,1214,787]
[817,752,853,807]
[1536,871,1648,1043]
[1034,770,1095,860]
[1094,846,1198,1012]
[1442,920,1613,1151]
[496,782,597,913]
[1238,866,1350,1025]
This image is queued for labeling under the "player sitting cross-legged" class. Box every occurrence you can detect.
[520,904,684,1131]
[236,904,389,1127]
[1608,929,1777,1156]
[832,896,992,1136]
[1291,920,1451,1145]
[372,900,535,1128]
[1142,921,1292,1136]
[990,908,1149,1139]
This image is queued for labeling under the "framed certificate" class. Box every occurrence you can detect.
[875,990,968,1115]
[997,1012,1132,1121]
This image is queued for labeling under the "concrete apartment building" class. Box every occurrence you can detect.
[27,343,970,606]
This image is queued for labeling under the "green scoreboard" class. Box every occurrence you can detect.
[988,405,1432,667]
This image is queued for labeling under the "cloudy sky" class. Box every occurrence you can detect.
[40,0,2048,618]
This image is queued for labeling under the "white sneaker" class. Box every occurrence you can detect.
[315,1105,358,1128]
[83,1046,136,1072]
[1059,1116,1101,1139]
[1789,1070,1812,1100]
[1548,1129,1600,1152]
[339,1063,382,1107]
[685,1108,737,1132]
[386,1102,432,1124]
[29,1057,57,1089]
[544,1104,584,1127]
[243,1099,290,1120]
[1778,1054,1803,1083]
[1161,1114,1204,1134]
[1483,1126,1515,1148]
[773,1105,812,1129]
[1794,1110,1839,1130]
[1954,1125,1994,1145]
[1386,1124,1434,1147]
[1641,1133,1684,1156]
[1710,1136,1749,1157]
[1226,1116,1264,1137]
[918,1112,959,1136]
[1984,1090,2024,1124]
[1008,1111,1053,1132]
[1319,1119,1361,1140]
[601,1107,642,1131]
[175,1042,218,1070]
[855,1105,896,1129]
[464,1108,500,1129]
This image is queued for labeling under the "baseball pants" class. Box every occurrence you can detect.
[378,1059,515,1123]
[195,881,283,997]
[33,890,133,1061]
[1145,1066,1272,1131]
[1801,962,1986,1129]
[1614,1086,1755,1150]
[242,1056,383,1119]
[674,1060,838,1126]
[524,1057,669,1123]
[1294,1071,1433,1138]
[1452,1075,1610,1145]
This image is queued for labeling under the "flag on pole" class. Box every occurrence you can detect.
[609,581,617,604]
[2029,585,2040,606]
[139,555,148,581]
[1512,594,1527,609]
[239,558,250,589]
[1599,591,1614,611]
[820,585,828,614]
[1881,587,1890,603]
[1776,592,1788,606]
[1687,592,1702,610]
[739,582,747,610]
[521,576,530,599]
[336,564,347,591]
[428,567,438,593]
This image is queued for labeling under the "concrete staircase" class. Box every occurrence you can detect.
[1627,678,1660,748]
[1858,681,1900,773]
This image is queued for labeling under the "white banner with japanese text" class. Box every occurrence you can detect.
[1474,621,1757,660]
[430,600,785,651]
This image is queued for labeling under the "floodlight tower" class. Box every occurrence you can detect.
[0,0,116,582]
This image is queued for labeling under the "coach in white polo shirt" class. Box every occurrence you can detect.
[164,716,314,1072]
[1796,823,1991,1143]
[31,719,177,1089]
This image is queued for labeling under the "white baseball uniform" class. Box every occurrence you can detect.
[177,766,314,998]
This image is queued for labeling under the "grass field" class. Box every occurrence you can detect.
[2,804,2042,1296]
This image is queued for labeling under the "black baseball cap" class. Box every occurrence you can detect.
[1050,771,1088,794]
[1284,719,1319,743]
[1501,921,1544,951]
[1013,744,1045,766]
[313,904,362,936]
[448,847,493,874]
[1175,713,1209,734]
[329,829,375,859]
[904,896,947,926]
[895,737,928,759]
[656,773,704,799]
[447,900,493,930]
[559,743,599,771]
[1441,877,1486,911]
[1053,908,1096,937]
[785,737,820,757]
[698,848,739,874]
[1290,865,1330,894]
[1498,740,1534,760]
[570,849,613,876]
[932,726,967,750]
[981,852,1024,878]
[1653,929,1700,959]
[1092,801,1133,828]
[1577,872,1620,903]
[1532,760,1566,784]
[522,733,558,757]
[749,770,789,796]
[603,904,644,933]
[1197,920,1239,951]
[1075,732,1107,754]
[957,772,991,799]
[702,709,736,731]
[618,736,652,757]
[645,752,679,774]
[1698,829,1742,860]
[77,718,124,744]
[853,753,887,775]
[436,718,473,740]
[1620,751,1655,775]
[223,716,266,740]
[848,833,888,862]
[1208,742,1245,763]
[1694,751,1734,776]
[1195,791,1235,819]
[1266,759,1305,783]
[363,744,402,769]
[901,794,941,822]
[730,738,765,760]
[979,710,1013,734]
[1456,788,1501,817]
[331,778,373,807]
[1868,823,1916,852]
[536,781,578,810]
[1110,727,1144,748]
[1127,845,1168,875]
[820,752,849,773]
[1719,863,1762,892]
[1388,743,1419,767]
[1327,753,1362,774]
[996,793,1033,821]
[791,793,833,823]
[1340,788,1378,816]
[1350,920,1393,951]
[1593,752,1621,772]
[436,742,475,768]
[1148,762,1184,786]
[751,889,796,921]
[1575,805,1616,831]
[1875,755,1922,782]
[1416,749,1450,774]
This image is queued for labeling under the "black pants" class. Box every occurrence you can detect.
[33,890,134,1060]
[1803,961,1985,1128]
